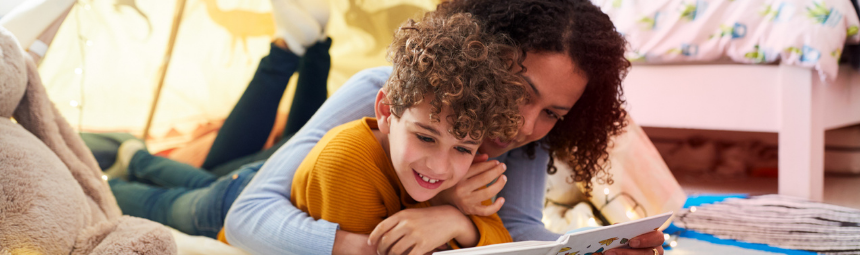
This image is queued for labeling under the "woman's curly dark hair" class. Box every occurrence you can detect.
[385,12,527,141]
[437,0,630,197]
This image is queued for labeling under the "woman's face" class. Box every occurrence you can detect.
[478,51,588,157]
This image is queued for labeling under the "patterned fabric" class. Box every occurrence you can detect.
[674,195,860,254]
[591,0,860,80]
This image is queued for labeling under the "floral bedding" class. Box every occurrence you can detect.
[591,0,860,80]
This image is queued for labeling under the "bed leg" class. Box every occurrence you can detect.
[778,65,824,201]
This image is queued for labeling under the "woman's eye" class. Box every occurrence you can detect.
[545,109,561,120]
[416,134,435,143]
[455,147,473,155]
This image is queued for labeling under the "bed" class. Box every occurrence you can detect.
[624,64,860,201]
[590,0,860,202]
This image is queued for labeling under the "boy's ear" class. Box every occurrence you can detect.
[375,89,392,134]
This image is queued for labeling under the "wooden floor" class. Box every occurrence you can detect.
[642,126,860,210]
[674,171,860,210]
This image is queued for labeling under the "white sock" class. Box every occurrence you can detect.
[271,0,330,56]
[104,140,146,180]
[117,140,146,169]
[295,0,330,33]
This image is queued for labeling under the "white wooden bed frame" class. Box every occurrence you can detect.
[623,64,860,201]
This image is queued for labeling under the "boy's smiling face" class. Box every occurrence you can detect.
[375,90,480,202]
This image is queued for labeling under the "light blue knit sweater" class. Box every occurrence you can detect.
[224,67,560,255]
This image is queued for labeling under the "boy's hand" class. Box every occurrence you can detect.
[431,154,507,216]
[604,230,665,255]
[333,230,377,255]
[368,206,477,255]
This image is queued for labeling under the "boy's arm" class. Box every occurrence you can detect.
[295,143,389,235]
[462,201,513,247]
[224,67,392,255]
[368,203,511,255]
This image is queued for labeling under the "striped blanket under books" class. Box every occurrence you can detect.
[673,195,860,254]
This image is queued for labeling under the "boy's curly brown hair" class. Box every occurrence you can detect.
[385,12,527,141]
[437,0,630,197]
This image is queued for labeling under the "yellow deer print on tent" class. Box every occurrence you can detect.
[344,0,426,56]
[199,0,275,61]
[113,0,152,38]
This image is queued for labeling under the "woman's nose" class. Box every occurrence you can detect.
[519,104,539,137]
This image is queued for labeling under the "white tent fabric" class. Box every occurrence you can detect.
[31,0,434,151]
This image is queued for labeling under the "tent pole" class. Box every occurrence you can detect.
[142,0,189,140]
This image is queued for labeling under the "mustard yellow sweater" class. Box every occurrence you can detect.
[291,117,511,247]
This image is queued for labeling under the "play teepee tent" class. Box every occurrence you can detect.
[3,0,434,152]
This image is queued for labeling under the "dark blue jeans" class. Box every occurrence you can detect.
[110,154,259,238]
[109,40,330,238]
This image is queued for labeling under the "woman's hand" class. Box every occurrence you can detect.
[430,154,508,216]
[368,206,478,255]
[604,230,665,255]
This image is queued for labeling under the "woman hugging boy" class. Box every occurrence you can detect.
[221,11,526,254]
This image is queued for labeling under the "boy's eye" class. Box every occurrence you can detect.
[416,134,435,143]
[455,147,473,155]
[545,109,564,120]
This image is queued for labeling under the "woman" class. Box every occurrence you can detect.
[224,0,665,255]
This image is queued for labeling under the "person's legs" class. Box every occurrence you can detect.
[128,150,216,189]
[208,39,332,177]
[110,179,200,234]
[209,134,290,177]
[110,177,225,238]
[201,43,301,170]
[111,159,263,238]
[284,37,331,136]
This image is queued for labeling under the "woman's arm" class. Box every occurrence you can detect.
[494,145,563,242]
[223,67,393,255]
[498,147,666,254]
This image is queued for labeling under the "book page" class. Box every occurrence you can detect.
[433,241,558,255]
[549,212,673,255]
[435,212,673,255]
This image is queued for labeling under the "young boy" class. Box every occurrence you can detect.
[289,12,526,254]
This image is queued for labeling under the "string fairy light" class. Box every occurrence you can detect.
[598,188,647,222]
[626,209,637,219]
[67,0,94,132]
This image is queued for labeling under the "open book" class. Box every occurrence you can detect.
[435,212,673,255]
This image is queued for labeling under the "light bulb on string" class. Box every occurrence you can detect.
[587,217,597,226]
[626,210,636,219]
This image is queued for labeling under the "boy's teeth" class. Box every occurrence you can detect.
[418,173,439,183]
